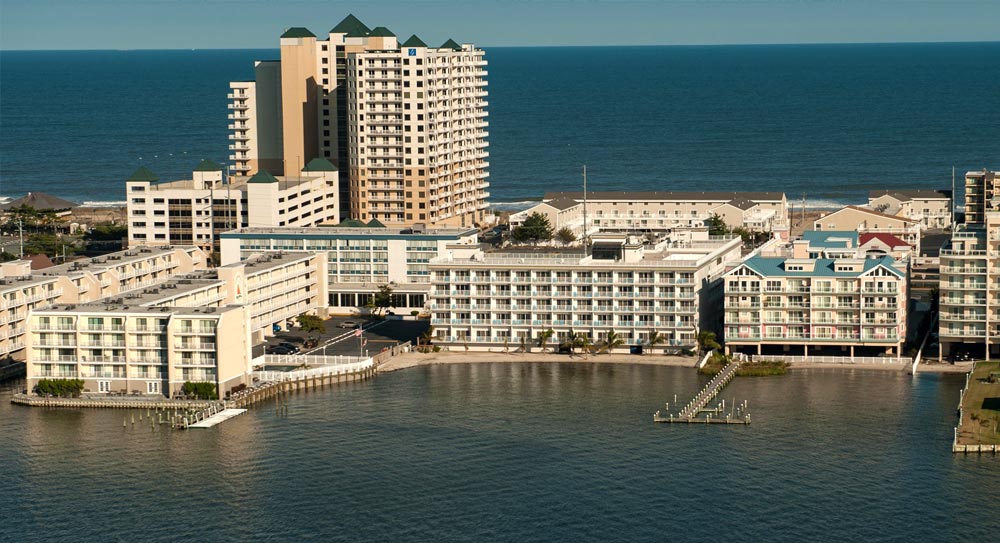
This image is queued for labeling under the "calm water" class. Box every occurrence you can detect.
[2,43,999,206]
[1,363,997,542]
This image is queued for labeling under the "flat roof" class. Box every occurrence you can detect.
[544,190,786,202]
[222,226,477,240]
[34,246,197,278]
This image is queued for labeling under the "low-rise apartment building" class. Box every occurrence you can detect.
[427,231,743,351]
[126,159,340,250]
[520,190,789,235]
[723,254,907,357]
[1,246,207,360]
[867,189,952,229]
[24,251,329,396]
[219,225,477,314]
[813,205,922,254]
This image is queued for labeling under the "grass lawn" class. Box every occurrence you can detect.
[957,361,1000,446]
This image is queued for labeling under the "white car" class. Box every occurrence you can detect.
[338,320,358,329]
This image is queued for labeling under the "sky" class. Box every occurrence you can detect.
[1,0,998,50]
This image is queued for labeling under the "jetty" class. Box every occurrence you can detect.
[654,358,750,424]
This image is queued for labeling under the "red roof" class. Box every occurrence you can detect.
[859,232,910,248]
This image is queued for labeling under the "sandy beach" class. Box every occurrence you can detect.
[379,350,973,374]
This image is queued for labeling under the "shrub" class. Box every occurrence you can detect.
[735,360,789,377]
[182,381,218,400]
[34,379,84,397]
[432,346,442,352]
[410,310,419,316]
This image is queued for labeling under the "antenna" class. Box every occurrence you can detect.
[583,164,588,254]
[951,165,956,233]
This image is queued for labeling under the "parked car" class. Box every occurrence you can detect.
[338,320,359,329]
[266,345,293,355]
[278,342,300,354]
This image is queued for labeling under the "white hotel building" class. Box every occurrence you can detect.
[24,252,328,397]
[1,246,207,360]
[427,231,743,351]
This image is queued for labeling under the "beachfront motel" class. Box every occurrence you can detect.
[24,251,329,397]
[427,231,743,351]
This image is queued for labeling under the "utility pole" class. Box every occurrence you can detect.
[801,192,806,226]
[18,217,24,258]
[582,164,588,254]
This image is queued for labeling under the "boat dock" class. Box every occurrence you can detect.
[188,408,247,428]
[654,359,751,424]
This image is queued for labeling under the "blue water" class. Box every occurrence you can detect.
[2,43,999,206]
[1,363,997,542]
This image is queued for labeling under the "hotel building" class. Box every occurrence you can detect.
[1,246,207,360]
[125,159,340,251]
[514,191,789,237]
[219,225,478,314]
[427,231,743,351]
[227,14,490,228]
[938,170,1000,359]
[24,251,329,396]
[723,247,908,357]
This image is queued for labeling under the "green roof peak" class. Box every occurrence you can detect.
[440,39,462,51]
[337,218,367,227]
[366,218,386,228]
[194,159,222,172]
[330,14,371,37]
[369,26,395,38]
[248,171,279,184]
[126,166,158,182]
[302,158,338,172]
[281,27,316,39]
[401,35,428,48]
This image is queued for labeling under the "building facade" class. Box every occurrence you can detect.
[813,205,922,254]
[219,225,478,315]
[1,246,207,360]
[126,159,340,250]
[227,15,490,228]
[724,255,907,357]
[938,170,1000,359]
[867,189,952,229]
[427,231,742,351]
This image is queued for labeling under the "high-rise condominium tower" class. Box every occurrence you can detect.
[228,14,490,228]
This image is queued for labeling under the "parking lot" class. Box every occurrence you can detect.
[254,316,429,359]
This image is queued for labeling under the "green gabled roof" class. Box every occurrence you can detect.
[366,218,386,228]
[440,39,462,51]
[330,14,370,37]
[740,256,904,279]
[281,27,315,39]
[302,158,338,172]
[248,171,279,184]
[126,166,158,182]
[401,34,427,48]
[369,26,395,38]
[194,159,222,172]
[337,218,367,227]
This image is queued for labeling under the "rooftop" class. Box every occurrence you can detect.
[801,231,858,249]
[544,190,786,202]
[739,255,904,278]
[221,226,478,239]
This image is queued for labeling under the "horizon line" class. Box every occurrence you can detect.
[2,39,999,53]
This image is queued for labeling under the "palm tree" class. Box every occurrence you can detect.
[536,328,555,352]
[573,332,594,358]
[645,331,665,355]
[697,330,721,354]
[601,330,624,354]
[418,328,434,352]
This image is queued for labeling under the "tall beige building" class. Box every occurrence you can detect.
[228,14,490,227]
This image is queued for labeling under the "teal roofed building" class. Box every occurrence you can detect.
[126,166,159,183]
[401,35,428,48]
[281,27,316,39]
[330,14,370,37]
[724,253,908,359]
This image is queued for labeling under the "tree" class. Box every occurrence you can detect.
[536,328,555,352]
[182,381,218,400]
[366,284,395,317]
[296,313,326,341]
[23,233,81,259]
[600,330,624,354]
[84,224,128,241]
[555,227,577,245]
[705,214,729,236]
[697,330,721,354]
[645,331,666,354]
[565,331,593,358]
[512,212,554,243]
[0,252,16,263]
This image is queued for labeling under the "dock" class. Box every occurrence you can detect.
[188,408,247,428]
[654,358,751,425]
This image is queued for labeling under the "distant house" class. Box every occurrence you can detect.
[867,189,952,229]
[0,192,79,214]
[814,206,921,254]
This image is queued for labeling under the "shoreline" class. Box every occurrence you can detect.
[379,351,973,374]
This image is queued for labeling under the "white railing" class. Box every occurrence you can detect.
[752,354,909,365]
[251,356,373,383]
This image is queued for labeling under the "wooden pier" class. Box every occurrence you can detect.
[654,359,751,425]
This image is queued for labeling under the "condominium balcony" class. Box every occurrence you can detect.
[228,102,249,110]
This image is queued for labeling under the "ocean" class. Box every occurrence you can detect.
[1,43,999,208]
[1,364,997,542]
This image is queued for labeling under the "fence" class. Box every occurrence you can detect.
[752,354,909,365]
[252,358,374,384]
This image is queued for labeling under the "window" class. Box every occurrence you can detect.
[147,381,159,394]
[98,381,111,393]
